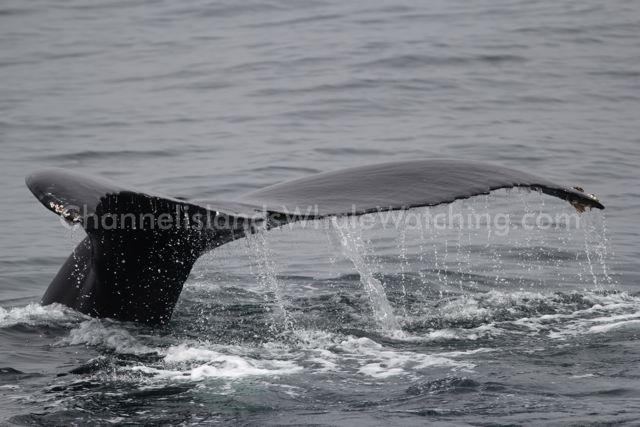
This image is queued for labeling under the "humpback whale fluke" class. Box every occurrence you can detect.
[26,160,604,325]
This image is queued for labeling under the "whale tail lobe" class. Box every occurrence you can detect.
[27,170,249,324]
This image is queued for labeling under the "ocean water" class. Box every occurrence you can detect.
[1,0,640,425]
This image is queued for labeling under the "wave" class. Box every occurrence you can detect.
[0,303,81,329]
[357,53,527,70]
[36,149,178,162]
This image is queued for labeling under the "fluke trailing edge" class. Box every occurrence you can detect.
[26,160,604,325]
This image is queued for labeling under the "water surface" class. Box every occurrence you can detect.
[1,0,639,425]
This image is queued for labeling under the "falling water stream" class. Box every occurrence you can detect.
[330,216,402,332]
[246,228,295,332]
[241,196,615,337]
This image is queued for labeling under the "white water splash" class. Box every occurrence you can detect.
[0,303,80,328]
[61,319,156,354]
[160,344,303,380]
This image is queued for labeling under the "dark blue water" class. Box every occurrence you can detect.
[1,0,639,425]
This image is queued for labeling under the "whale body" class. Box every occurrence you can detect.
[26,160,604,325]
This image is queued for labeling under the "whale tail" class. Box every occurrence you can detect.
[27,170,253,324]
[27,161,604,325]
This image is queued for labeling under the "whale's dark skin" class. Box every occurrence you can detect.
[26,160,604,325]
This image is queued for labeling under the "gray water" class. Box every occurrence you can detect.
[1,0,640,425]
